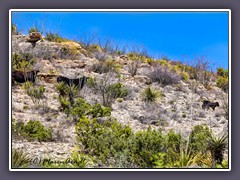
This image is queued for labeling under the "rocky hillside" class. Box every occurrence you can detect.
[11,33,229,168]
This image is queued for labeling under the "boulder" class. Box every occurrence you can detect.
[25,32,43,42]
[134,75,152,85]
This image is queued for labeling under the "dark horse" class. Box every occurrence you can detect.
[202,100,219,111]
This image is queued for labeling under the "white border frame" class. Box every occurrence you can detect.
[9,9,231,171]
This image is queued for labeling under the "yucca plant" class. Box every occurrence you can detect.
[21,81,33,90]
[12,149,31,168]
[64,84,78,106]
[174,146,196,168]
[70,151,89,168]
[141,86,161,103]
[207,133,228,168]
[55,82,67,97]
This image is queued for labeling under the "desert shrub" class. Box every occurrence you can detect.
[45,32,68,43]
[12,53,35,72]
[164,129,182,154]
[59,96,71,115]
[21,81,33,90]
[13,120,53,142]
[181,71,190,81]
[25,85,45,105]
[28,27,40,33]
[217,67,228,77]
[158,59,170,66]
[189,125,212,154]
[87,76,128,107]
[128,60,139,77]
[90,61,112,74]
[60,45,82,60]
[108,82,128,99]
[74,117,223,168]
[70,98,92,119]
[60,95,111,120]
[75,116,133,164]
[149,65,181,86]
[201,71,213,89]
[12,24,19,35]
[12,119,25,140]
[151,130,183,168]
[23,120,53,142]
[140,86,161,103]
[87,44,102,53]
[153,143,197,168]
[216,76,228,92]
[90,60,121,74]
[12,149,31,168]
[187,57,213,88]
[131,128,165,167]
[89,103,111,118]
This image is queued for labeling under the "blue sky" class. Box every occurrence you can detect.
[12,11,229,69]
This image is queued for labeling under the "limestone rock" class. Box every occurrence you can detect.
[25,32,43,42]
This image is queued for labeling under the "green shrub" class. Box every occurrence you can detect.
[12,24,18,35]
[141,86,161,103]
[12,53,35,72]
[89,103,111,118]
[23,120,53,142]
[108,82,128,99]
[181,71,189,80]
[216,76,228,92]
[21,81,33,90]
[74,116,222,168]
[75,116,133,164]
[12,120,25,140]
[164,129,182,153]
[26,85,45,105]
[132,127,165,167]
[71,98,92,119]
[189,125,212,154]
[13,120,52,142]
[91,60,119,74]
[217,67,228,78]
[45,32,68,43]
